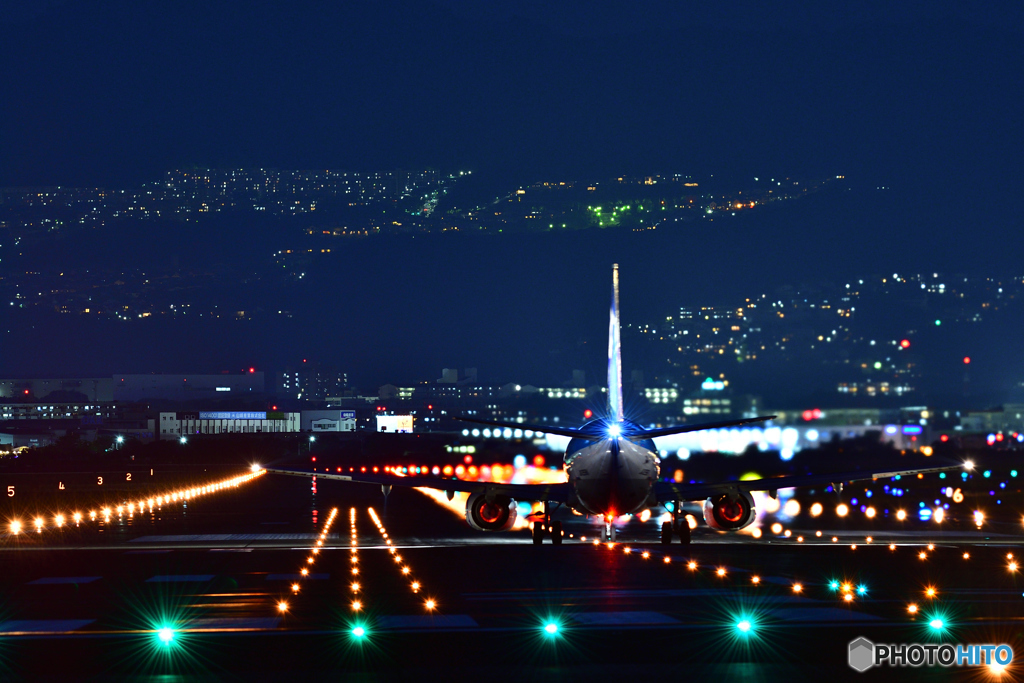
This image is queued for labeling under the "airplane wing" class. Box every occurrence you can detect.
[654,461,967,502]
[456,415,778,441]
[640,415,777,440]
[266,467,574,502]
[456,417,600,441]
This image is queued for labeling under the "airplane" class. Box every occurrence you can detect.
[269,264,965,545]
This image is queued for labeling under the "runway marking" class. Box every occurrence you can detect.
[572,611,680,626]
[768,607,884,623]
[376,614,478,629]
[466,588,810,600]
[182,617,282,631]
[146,574,215,583]
[28,576,101,585]
[266,573,329,581]
[0,619,95,634]
[130,533,334,542]
[124,549,171,554]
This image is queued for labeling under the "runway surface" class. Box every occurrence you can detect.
[1,472,1022,681]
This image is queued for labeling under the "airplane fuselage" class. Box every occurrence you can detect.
[564,419,660,517]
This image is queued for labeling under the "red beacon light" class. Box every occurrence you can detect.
[963,356,971,364]
[900,339,911,349]
[584,409,593,419]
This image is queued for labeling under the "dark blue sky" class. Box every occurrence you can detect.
[1,1,1021,198]
[2,2,1023,394]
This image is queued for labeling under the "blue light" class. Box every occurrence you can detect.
[865,490,873,498]
[939,473,946,479]
[902,425,923,435]
[919,508,932,520]
[1012,470,1019,478]
[984,470,991,478]
[607,424,622,439]
[737,619,752,633]
[857,585,867,595]
[829,580,839,591]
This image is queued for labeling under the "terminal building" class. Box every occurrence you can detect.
[301,410,357,432]
[159,411,300,439]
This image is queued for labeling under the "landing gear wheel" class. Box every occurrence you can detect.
[661,521,673,544]
[532,522,545,545]
[677,519,692,545]
[600,525,608,542]
[550,520,563,545]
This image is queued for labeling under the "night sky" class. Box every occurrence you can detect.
[2,1,1020,192]
[1,2,1022,391]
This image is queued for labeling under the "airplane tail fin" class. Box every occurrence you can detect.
[608,264,624,422]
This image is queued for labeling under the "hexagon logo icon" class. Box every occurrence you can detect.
[848,637,875,672]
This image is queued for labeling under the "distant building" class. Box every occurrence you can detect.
[159,410,298,439]
[276,361,348,401]
[960,404,1024,433]
[0,378,113,402]
[301,410,357,432]
[115,373,264,401]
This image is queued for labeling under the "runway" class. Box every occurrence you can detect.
[0,472,1022,681]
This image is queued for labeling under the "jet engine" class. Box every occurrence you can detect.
[702,491,756,531]
[466,491,518,531]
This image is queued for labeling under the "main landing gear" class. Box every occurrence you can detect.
[661,504,692,545]
[532,502,563,545]
[601,520,617,542]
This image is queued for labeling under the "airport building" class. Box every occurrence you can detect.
[116,373,265,401]
[0,378,114,402]
[159,410,300,439]
[301,410,357,432]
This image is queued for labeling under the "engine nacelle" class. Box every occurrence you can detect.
[466,491,518,531]
[702,491,756,531]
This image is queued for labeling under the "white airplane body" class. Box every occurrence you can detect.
[271,264,963,544]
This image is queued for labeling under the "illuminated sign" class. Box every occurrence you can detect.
[901,425,923,435]
[341,411,356,419]
[199,411,267,420]
[376,415,414,433]
[215,387,231,392]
